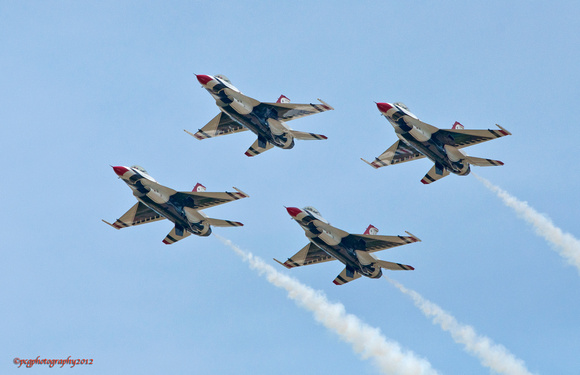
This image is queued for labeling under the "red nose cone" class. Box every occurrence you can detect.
[376,102,393,113]
[286,207,302,218]
[112,166,129,177]
[196,74,213,85]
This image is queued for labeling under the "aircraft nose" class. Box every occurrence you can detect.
[376,102,393,113]
[286,207,302,218]
[196,74,213,86]
[112,166,129,177]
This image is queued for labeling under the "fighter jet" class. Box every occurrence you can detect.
[275,206,420,285]
[362,102,511,184]
[185,74,333,157]
[103,165,248,244]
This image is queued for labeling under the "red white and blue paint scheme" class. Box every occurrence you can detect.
[275,206,419,285]
[103,165,248,244]
[362,102,511,184]
[186,74,333,157]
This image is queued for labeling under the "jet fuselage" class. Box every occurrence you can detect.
[113,166,211,237]
[198,74,295,149]
[288,207,382,279]
[378,102,470,176]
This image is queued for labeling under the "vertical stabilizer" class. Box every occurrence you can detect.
[364,225,379,235]
[276,95,291,103]
[193,183,206,192]
[452,121,464,129]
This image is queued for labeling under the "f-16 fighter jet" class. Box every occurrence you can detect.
[185,74,333,157]
[362,102,511,184]
[103,165,248,244]
[275,206,419,285]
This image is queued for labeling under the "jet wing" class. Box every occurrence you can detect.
[361,140,425,169]
[274,242,336,269]
[103,201,165,229]
[345,232,421,253]
[433,124,511,149]
[261,99,334,122]
[172,188,249,210]
[185,112,248,140]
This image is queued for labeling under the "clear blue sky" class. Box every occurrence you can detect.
[2,1,579,374]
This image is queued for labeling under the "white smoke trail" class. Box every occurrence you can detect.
[214,235,439,375]
[385,277,535,375]
[474,174,580,273]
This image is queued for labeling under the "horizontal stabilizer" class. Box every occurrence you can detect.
[376,259,414,271]
[205,218,244,227]
[421,164,450,185]
[245,138,274,157]
[465,156,504,167]
[289,130,327,141]
[162,226,191,245]
[333,267,362,285]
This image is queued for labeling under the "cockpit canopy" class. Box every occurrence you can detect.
[131,165,148,174]
[393,102,409,111]
[303,206,328,224]
[130,165,156,182]
[215,74,231,84]
[393,102,418,119]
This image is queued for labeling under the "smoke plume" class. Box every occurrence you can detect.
[215,235,439,375]
[474,174,580,273]
[385,277,535,375]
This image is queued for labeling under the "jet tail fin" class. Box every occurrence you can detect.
[333,267,362,285]
[289,130,328,141]
[465,156,504,167]
[276,95,290,103]
[245,137,274,157]
[421,164,450,185]
[363,225,379,235]
[452,121,464,129]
